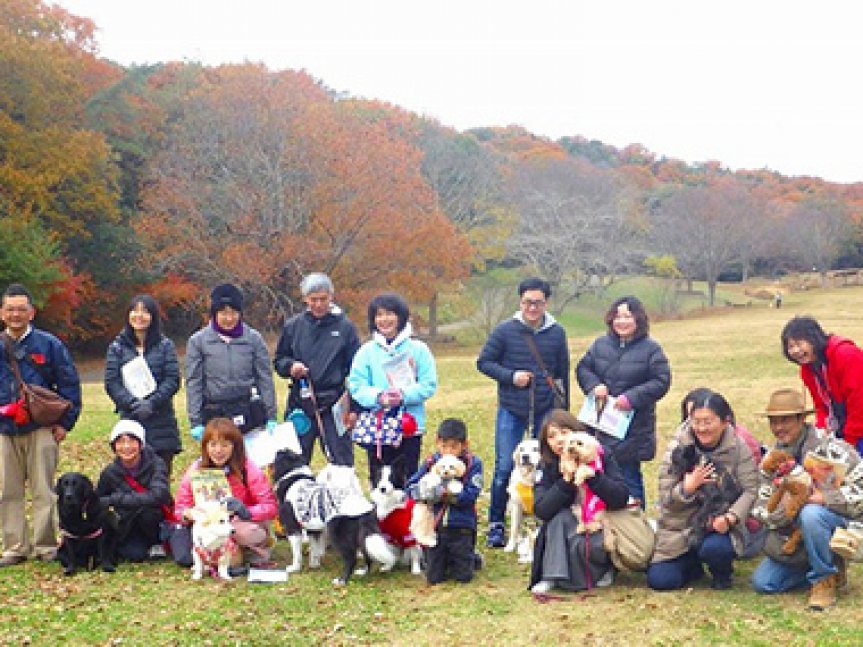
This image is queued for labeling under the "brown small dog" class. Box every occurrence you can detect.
[561,431,606,534]
[760,449,812,554]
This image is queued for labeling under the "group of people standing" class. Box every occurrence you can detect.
[1,275,862,608]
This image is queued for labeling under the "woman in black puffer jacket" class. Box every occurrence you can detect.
[104,294,182,476]
[576,296,671,508]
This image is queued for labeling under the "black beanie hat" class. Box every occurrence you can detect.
[210,283,244,316]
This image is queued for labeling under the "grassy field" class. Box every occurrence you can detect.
[2,283,862,645]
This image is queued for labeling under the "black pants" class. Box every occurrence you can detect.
[300,406,354,466]
[365,435,423,485]
[117,508,162,562]
[425,527,476,584]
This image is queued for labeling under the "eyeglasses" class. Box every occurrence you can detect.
[521,299,546,308]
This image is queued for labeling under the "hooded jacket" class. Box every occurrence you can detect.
[477,312,570,418]
[800,335,863,447]
[576,331,671,463]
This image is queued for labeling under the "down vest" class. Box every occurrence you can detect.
[576,332,671,463]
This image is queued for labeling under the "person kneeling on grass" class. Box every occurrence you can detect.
[97,419,172,562]
[407,418,484,584]
[750,388,863,611]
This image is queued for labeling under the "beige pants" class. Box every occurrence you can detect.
[0,427,59,559]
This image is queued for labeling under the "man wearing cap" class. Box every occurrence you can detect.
[751,388,863,610]
[185,284,277,441]
[274,273,360,466]
[0,283,82,567]
[96,419,171,561]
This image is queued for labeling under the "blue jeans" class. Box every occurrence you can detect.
[488,406,547,525]
[617,460,646,509]
[647,533,735,591]
[751,504,848,593]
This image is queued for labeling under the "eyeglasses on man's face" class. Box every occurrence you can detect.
[520,299,546,309]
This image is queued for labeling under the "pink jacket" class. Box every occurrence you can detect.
[174,458,277,523]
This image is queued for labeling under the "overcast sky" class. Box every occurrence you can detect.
[55,1,863,183]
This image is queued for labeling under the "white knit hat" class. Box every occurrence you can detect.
[109,419,146,446]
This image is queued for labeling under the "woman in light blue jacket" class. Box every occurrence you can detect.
[348,293,437,480]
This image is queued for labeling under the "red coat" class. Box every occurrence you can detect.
[800,335,863,447]
[378,498,417,548]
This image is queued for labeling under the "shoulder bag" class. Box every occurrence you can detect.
[523,333,567,410]
[601,501,656,572]
[2,334,72,427]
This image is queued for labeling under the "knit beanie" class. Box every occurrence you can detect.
[109,419,146,446]
[210,283,244,316]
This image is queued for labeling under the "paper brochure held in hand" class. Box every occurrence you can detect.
[243,422,301,468]
[121,355,156,399]
[577,394,634,440]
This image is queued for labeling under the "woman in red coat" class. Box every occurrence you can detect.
[782,316,863,455]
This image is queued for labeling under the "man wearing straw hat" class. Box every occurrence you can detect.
[751,388,863,610]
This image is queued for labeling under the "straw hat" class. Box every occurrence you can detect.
[762,388,814,417]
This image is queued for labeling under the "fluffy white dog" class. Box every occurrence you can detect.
[504,438,541,563]
[410,455,466,548]
[190,500,237,581]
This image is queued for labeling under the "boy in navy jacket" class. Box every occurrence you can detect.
[407,418,483,584]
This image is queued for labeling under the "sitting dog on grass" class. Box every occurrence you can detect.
[504,438,541,563]
[370,459,422,575]
[56,472,118,576]
[190,499,237,581]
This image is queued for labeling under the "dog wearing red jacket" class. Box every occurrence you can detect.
[370,458,422,575]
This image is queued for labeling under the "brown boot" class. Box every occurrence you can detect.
[808,574,838,611]
[835,555,847,591]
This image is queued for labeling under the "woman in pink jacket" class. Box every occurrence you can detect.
[171,418,277,570]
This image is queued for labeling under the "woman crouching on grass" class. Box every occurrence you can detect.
[171,418,277,572]
[647,391,759,591]
[529,409,630,595]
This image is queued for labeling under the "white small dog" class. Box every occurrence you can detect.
[561,431,606,534]
[504,438,541,563]
[410,455,466,548]
[190,500,237,581]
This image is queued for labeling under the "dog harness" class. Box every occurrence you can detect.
[580,448,606,527]
[194,535,238,578]
[59,527,103,541]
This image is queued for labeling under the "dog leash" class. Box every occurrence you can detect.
[304,376,335,464]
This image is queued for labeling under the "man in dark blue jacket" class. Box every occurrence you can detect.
[477,277,569,548]
[274,273,360,466]
[0,283,81,566]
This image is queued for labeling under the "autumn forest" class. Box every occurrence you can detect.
[3,0,862,350]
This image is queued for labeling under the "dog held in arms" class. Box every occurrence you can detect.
[370,458,422,574]
[504,438,541,563]
[670,443,743,550]
[560,431,607,534]
[272,448,395,585]
[56,472,118,576]
[757,448,811,554]
[190,499,237,580]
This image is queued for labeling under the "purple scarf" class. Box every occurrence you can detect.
[211,319,244,339]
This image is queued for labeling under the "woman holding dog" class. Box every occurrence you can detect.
[576,296,671,509]
[529,409,630,594]
[171,418,278,570]
[97,419,172,562]
[781,316,863,455]
[647,391,759,591]
[104,294,182,477]
[348,292,437,480]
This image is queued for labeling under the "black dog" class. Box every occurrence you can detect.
[669,444,743,550]
[272,449,394,584]
[55,472,118,575]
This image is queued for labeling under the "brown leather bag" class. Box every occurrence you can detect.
[2,334,72,427]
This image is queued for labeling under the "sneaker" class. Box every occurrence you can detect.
[227,565,249,578]
[486,523,505,549]
[0,555,25,567]
[531,580,554,594]
[473,551,484,571]
[596,568,615,588]
[808,574,838,611]
[148,544,167,560]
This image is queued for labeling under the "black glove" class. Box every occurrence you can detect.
[222,496,251,521]
[130,398,155,421]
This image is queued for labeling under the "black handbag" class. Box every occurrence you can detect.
[202,387,267,434]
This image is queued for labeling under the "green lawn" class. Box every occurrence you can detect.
[2,283,862,645]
